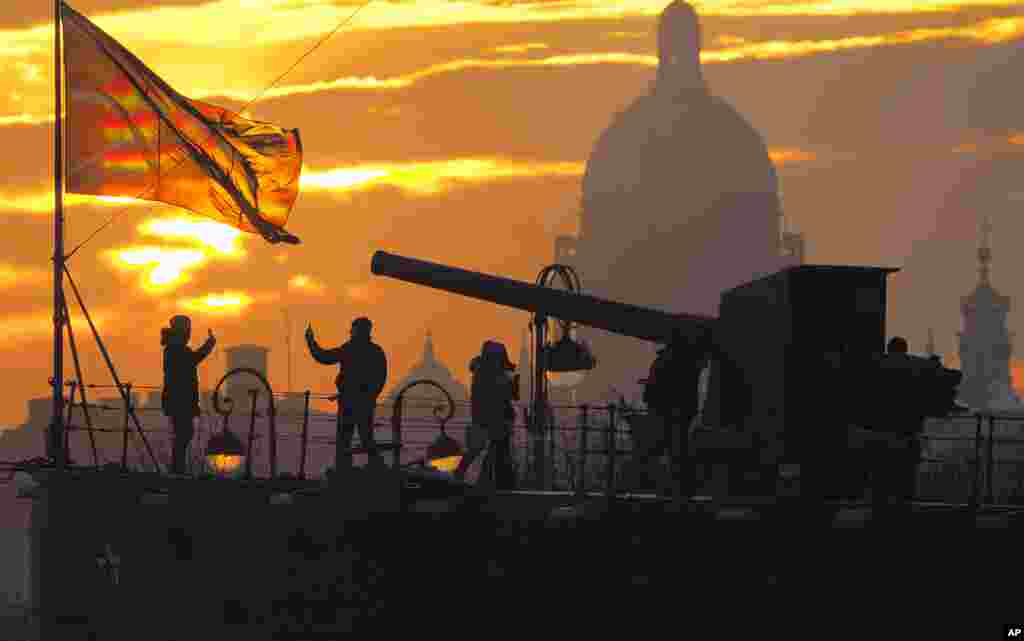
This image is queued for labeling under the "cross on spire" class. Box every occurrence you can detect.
[978,213,993,285]
[422,329,436,364]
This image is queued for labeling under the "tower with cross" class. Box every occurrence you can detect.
[956,213,1019,409]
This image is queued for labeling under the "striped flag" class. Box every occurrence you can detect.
[61,2,303,244]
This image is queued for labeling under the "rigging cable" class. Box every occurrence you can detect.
[64,0,375,260]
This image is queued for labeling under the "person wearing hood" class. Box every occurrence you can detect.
[161,315,216,475]
[455,340,519,486]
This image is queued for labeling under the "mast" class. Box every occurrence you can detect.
[50,0,66,468]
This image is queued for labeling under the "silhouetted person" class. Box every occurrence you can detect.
[306,317,388,471]
[637,326,712,503]
[869,335,924,526]
[455,341,519,488]
[161,315,215,475]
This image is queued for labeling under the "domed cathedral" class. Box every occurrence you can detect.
[385,330,469,414]
[957,215,1019,410]
[566,1,795,405]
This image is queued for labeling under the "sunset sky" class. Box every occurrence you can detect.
[1,0,1024,426]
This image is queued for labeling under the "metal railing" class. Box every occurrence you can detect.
[11,378,1024,508]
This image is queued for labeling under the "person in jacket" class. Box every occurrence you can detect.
[868,336,927,526]
[638,326,712,502]
[161,315,216,475]
[455,341,519,486]
[306,317,388,471]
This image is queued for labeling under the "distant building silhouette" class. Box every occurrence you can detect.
[386,331,468,403]
[225,345,271,413]
[567,1,797,404]
[956,215,1020,410]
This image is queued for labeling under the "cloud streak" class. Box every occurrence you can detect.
[104,215,247,293]
[177,291,257,316]
[0,264,48,289]
[0,150,825,217]
[185,15,1024,101]
[4,12,1021,125]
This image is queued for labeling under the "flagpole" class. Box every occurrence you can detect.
[50,0,66,469]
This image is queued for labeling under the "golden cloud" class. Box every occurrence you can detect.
[2,10,1021,126]
[492,43,550,54]
[288,274,326,296]
[301,158,584,195]
[0,191,146,214]
[177,291,257,316]
[0,150,819,221]
[345,283,371,302]
[1,0,1019,56]
[0,309,111,346]
[769,148,817,164]
[106,246,207,293]
[102,216,246,294]
[303,151,815,195]
[0,264,48,289]
[952,132,1024,156]
[138,217,246,256]
[174,15,1024,102]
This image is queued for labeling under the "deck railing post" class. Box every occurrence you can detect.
[299,391,310,479]
[576,404,589,498]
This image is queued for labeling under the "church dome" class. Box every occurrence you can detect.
[580,1,780,252]
[387,331,468,402]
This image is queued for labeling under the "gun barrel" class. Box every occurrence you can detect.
[371,250,715,343]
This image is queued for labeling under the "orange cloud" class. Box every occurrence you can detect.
[106,246,207,293]
[492,43,550,54]
[0,309,111,346]
[288,274,326,296]
[138,217,246,256]
[179,15,1024,102]
[3,151,819,220]
[103,216,248,294]
[346,283,371,302]
[952,132,1024,156]
[177,291,256,316]
[1,0,1018,55]
[3,11,1021,125]
[769,148,817,165]
[0,191,147,214]
[301,159,585,195]
[0,264,47,289]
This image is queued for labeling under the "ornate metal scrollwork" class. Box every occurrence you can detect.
[211,367,278,478]
[391,378,455,434]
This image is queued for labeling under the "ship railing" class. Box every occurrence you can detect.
[13,379,1024,510]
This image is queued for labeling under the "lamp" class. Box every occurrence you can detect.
[206,428,245,477]
[426,432,463,474]
[544,333,596,386]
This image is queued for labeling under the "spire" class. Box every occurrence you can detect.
[656,1,704,93]
[978,213,993,286]
[422,330,436,365]
[926,328,936,357]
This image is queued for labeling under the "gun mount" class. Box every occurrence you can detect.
[371,251,913,464]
